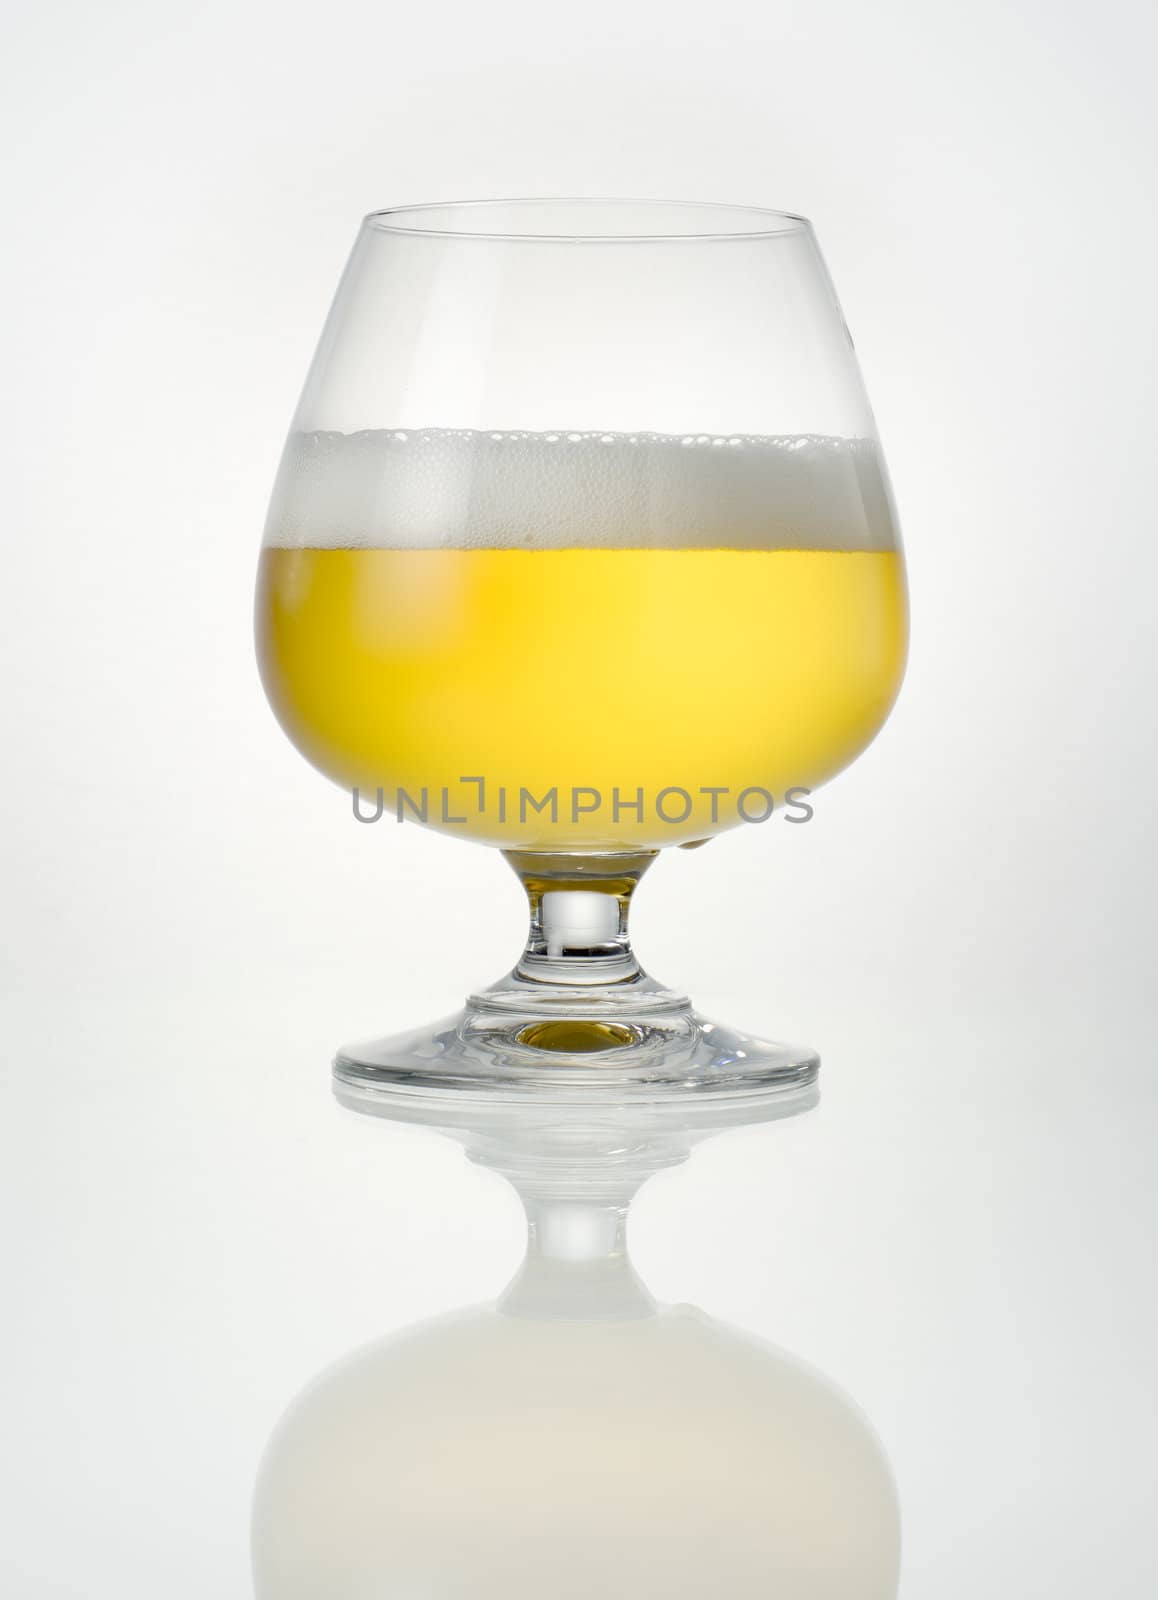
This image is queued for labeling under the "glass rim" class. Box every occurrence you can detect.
[362,197,812,243]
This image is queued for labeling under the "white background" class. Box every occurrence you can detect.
[2,0,1156,1593]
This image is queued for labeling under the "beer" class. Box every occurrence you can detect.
[256,429,907,849]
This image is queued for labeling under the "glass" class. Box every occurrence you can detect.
[255,198,907,1100]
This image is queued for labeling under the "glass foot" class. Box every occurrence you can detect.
[334,849,818,1108]
[334,1002,818,1107]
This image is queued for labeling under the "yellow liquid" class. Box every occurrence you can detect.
[256,547,907,848]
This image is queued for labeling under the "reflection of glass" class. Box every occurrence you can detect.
[255,199,907,1095]
[253,1085,901,1598]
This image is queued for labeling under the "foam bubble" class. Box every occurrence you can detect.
[262,428,899,552]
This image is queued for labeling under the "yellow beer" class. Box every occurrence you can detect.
[257,543,906,849]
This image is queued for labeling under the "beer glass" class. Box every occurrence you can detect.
[256,199,907,1099]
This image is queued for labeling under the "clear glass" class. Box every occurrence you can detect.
[255,198,908,1100]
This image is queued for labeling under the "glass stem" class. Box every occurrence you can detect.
[465,850,689,1041]
[502,849,658,989]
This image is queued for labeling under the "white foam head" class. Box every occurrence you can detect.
[263,428,899,551]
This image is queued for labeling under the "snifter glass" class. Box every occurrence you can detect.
[256,198,907,1101]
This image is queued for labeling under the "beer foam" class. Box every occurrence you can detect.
[263,428,899,551]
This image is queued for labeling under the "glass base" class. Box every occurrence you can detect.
[334,849,818,1111]
[334,994,819,1109]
